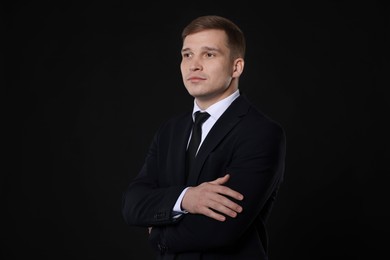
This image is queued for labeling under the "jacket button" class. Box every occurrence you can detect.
[157,243,167,253]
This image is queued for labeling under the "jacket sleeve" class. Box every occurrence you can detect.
[149,122,286,253]
[121,126,187,227]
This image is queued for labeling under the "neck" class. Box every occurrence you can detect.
[195,87,238,110]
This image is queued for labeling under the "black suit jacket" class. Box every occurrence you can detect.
[122,94,286,259]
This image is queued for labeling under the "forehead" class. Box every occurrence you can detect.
[182,29,228,51]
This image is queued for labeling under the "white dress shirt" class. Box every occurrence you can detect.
[173,89,240,215]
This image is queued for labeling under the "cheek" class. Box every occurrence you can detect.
[180,65,185,77]
[210,67,230,82]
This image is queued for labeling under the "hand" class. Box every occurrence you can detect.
[181,174,244,221]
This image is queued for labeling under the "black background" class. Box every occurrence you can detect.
[4,0,389,259]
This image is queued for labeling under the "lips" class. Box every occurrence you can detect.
[187,75,207,82]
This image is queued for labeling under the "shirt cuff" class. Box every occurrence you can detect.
[173,187,190,215]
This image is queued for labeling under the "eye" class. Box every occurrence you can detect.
[205,52,215,58]
[182,52,192,58]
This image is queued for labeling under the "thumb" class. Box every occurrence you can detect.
[210,174,230,185]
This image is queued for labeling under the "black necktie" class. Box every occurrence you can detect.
[185,111,210,180]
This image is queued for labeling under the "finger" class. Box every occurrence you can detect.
[200,207,227,222]
[218,196,243,213]
[209,174,230,185]
[214,185,244,201]
[208,201,240,218]
[209,194,243,214]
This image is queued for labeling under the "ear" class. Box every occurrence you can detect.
[232,58,244,78]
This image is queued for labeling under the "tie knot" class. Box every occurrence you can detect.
[194,111,210,126]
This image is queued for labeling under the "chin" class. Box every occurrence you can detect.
[187,88,204,97]
[189,91,207,99]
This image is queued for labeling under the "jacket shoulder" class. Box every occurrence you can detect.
[240,96,285,134]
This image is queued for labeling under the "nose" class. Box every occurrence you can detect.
[189,58,202,71]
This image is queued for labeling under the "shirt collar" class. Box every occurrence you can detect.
[192,89,240,121]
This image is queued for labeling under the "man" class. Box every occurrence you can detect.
[122,15,286,259]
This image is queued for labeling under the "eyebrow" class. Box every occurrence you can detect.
[181,46,221,53]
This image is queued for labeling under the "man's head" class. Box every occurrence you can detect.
[182,15,246,60]
[180,15,246,109]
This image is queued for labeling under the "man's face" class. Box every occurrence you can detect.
[180,29,240,108]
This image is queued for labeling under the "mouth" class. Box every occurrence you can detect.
[187,76,206,83]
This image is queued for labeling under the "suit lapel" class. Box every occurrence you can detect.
[171,113,193,184]
[187,96,251,186]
